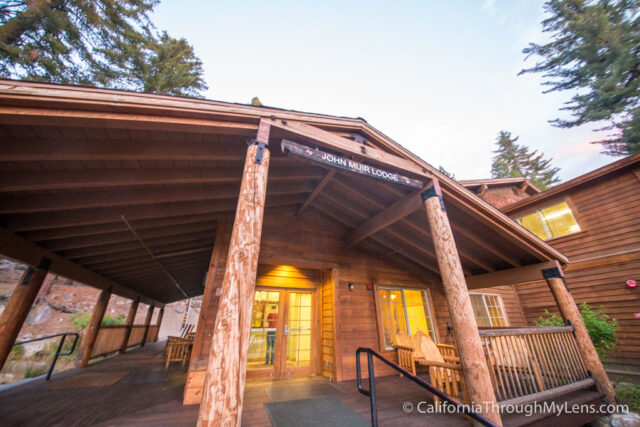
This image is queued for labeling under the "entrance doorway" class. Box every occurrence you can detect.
[247,288,316,378]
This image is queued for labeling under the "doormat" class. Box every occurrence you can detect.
[47,371,130,389]
[265,382,341,402]
[264,397,368,427]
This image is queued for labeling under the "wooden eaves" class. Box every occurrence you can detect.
[0,80,568,307]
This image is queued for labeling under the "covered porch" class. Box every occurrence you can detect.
[0,340,605,426]
[0,340,471,426]
[0,80,616,426]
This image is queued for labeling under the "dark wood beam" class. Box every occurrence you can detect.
[0,166,324,192]
[41,222,217,252]
[4,194,306,231]
[465,261,556,290]
[0,228,162,307]
[0,138,248,162]
[0,181,314,214]
[346,189,423,247]
[269,119,428,178]
[296,170,335,215]
[61,231,215,260]
[0,106,258,135]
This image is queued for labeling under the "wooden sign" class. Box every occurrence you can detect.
[281,139,423,188]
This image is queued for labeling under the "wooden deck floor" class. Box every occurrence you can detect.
[0,342,471,426]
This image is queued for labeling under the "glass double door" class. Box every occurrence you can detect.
[247,289,315,378]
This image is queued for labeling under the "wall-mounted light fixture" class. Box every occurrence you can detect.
[348,282,355,291]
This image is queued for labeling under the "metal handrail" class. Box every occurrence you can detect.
[356,347,498,427]
[13,332,79,380]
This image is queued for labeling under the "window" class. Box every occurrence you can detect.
[470,293,508,327]
[377,287,436,349]
[516,200,580,240]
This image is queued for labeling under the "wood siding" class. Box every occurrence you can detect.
[186,205,529,402]
[508,166,640,365]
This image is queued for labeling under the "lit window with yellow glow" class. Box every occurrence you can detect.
[516,201,580,240]
[470,293,508,327]
[378,287,436,349]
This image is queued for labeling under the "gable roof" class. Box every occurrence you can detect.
[0,79,568,303]
[502,153,640,215]
[459,177,540,195]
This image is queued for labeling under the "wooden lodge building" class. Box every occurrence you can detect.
[0,80,622,426]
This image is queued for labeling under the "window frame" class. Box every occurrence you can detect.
[373,285,439,351]
[469,292,509,327]
[515,198,582,241]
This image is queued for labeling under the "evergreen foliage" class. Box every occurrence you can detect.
[491,131,561,190]
[0,0,207,97]
[536,302,618,359]
[437,165,456,179]
[521,0,640,155]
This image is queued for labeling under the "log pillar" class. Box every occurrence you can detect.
[120,297,140,353]
[155,307,165,342]
[422,182,502,426]
[80,287,112,368]
[0,257,51,370]
[198,122,271,427]
[141,304,154,346]
[543,262,616,403]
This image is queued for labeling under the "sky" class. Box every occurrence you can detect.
[151,0,622,183]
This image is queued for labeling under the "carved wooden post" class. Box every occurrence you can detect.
[198,121,270,427]
[0,258,51,370]
[120,297,140,353]
[422,182,502,426]
[154,307,165,342]
[80,287,112,368]
[543,262,616,403]
[141,305,154,346]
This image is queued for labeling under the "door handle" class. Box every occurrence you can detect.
[284,325,288,336]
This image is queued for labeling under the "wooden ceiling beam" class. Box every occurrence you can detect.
[310,201,442,281]
[0,228,163,307]
[4,194,306,231]
[23,213,226,242]
[0,166,325,192]
[0,181,314,214]
[331,178,494,273]
[60,231,215,260]
[465,261,556,290]
[41,221,217,252]
[449,221,521,268]
[95,252,210,276]
[268,119,429,179]
[346,189,424,247]
[296,170,335,215]
[72,239,218,266]
[0,138,249,162]
[0,106,258,135]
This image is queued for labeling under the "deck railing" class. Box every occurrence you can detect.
[90,324,158,359]
[479,326,593,406]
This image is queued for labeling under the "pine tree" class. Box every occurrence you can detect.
[520,0,640,155]
[0,0,207,97]
[437,165,456,180]
[491,131,561,190]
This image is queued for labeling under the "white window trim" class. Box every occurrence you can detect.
[469,292,509,327]
[377,286,436,350]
